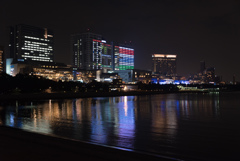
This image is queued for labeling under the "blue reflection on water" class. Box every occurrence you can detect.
[117,96,135,148]
[90,98,106,144]
[87,96,135,148]
[176,101,180,117]
[9,113,15,127]
[2,93,237,160]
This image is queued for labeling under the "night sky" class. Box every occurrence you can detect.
[1,0,240,82]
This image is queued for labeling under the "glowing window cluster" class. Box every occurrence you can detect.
[92,40,104,70]
[24,36,50,42]
[20,35,53,62]
[115,46,134,70]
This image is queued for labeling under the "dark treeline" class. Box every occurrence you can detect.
[0,73,179,94]
[0,73,84,94]
[0,73,117,94]
[1,73,240,94]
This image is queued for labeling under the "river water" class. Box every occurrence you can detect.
[0,92,240,161]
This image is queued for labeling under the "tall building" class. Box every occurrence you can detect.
[152,54,177,76]
[72,32,105,70]
[0,46,3,73]
[114,45,134,70]
[101,42,113,72]
[204,67,215,83]
[9,24,54,63]
[71,32,134,72]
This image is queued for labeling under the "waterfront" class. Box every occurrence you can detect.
[0,92,240,161]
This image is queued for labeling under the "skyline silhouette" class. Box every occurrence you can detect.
[1,0,240,81]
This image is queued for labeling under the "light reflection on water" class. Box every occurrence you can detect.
[1,92,239,160]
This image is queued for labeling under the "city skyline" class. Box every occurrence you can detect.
[1,0,240,81]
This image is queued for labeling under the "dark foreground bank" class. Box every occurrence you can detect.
[0,126,180,161]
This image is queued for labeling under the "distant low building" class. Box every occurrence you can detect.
[204,67,215,83]
[188,61,220,84]
[109,69,151,84]
[5,60,97,83]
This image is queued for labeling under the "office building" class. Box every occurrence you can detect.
[0,46,3,73]
[72,32,134,72]
[114,45,134,70]
[9,24,54,63]
[72,32,105,70]
[100,41,113,72]
[152,54,177,76]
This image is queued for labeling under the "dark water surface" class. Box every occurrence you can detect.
[0,92,240,161]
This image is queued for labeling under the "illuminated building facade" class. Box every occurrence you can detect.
[9,24,54,62]
[72,33,106,70]
[7,60,96,83]
[72,33,134,72]
[114,45,134,70]
[152,54,177,76]
[0,46,3,73]
[111,69,151,83]
[8,61,67,77]
[101,43,113,73]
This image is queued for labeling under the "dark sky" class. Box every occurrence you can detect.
[1,0,240,81]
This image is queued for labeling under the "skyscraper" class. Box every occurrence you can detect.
[9,24,54,62]
[71,32,134,72]
[101,42,113,73]
[152,54,177,76]
[72,32,105,70]
[114,45,134,70]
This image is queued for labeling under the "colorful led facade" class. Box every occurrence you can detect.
[91,39,113,72]
[114,46,134,70]
[9,24,54,63]
[101,42,113,72]
[72,32,134,72]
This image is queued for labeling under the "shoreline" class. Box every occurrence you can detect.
[0,90,222,101]
[0,125,179,161]
[0,90,169,101]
